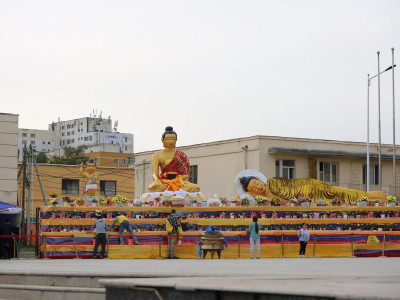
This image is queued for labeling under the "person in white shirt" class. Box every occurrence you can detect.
[298,223,310,258]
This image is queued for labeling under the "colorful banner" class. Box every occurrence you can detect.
[40,231,400,259]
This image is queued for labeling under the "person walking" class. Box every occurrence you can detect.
[298,223,310,258]
[248,215,261,259]
[89,213,108,259]
[111,212,140,245]
[166,209,180,259]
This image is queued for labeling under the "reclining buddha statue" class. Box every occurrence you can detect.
[148,126,200,193]
[237,170,386,203]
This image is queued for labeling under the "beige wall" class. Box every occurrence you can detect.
[18,164,135,217]
[135,136,400,199]
[0,113,19,205]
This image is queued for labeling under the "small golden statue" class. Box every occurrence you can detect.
[80,159,100,196]
[148,126,200,193]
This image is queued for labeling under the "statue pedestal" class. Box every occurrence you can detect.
[141,190,205,207]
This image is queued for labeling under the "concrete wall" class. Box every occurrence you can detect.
[0,113,19,205]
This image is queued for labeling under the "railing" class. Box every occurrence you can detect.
[2,231,399,259]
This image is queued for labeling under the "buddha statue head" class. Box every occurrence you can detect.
[85,159,97,174]
[240,176,267,196]
[161,126,177,149]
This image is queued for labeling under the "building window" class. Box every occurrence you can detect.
[114,159,119,165]
[128,157,135,165]
[81,122,83,125]
[30,140,35,144]
[121,159,127,165]
[125,138,128,142]
[89,136,92,141]
[71,139,74,143]
[275,160,295,179]
[31,133,35,138]
[319,162,337,184]
[62,133,65,136]
[62,126,65,130]
[48,142,50,144]
[22,133,27,137]
[67,132,70,136]
[363,164,379,185]
[42,141,45,144]
[62,140,65,145]
[84,137,89,141]
[189,165,198,184]
[100,181,116,196]
[22,140,27,144]
[71,131,74,135]
[125,146,128,151]
[62,179,79,194]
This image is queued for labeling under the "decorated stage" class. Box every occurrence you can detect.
[40,205,400,259]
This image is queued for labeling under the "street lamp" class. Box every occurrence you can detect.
[391,48,397,197]
[366,56,396,192]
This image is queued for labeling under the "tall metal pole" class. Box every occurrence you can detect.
[392,48,397,197]
[377,51,382,190]
[367,74,371,192]
[27,146,33,245]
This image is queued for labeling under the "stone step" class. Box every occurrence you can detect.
[0,284,105,300]
[0,273,107,288]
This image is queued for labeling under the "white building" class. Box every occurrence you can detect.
[0,113,19,205]
[18,115,134,160]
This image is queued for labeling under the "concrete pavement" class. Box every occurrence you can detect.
[0,258,399,299]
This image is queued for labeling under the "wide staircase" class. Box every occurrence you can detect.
[0,268,105,300]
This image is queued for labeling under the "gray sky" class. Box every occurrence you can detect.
[1,0,399,152]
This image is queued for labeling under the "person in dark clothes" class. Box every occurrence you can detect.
[0,219,14,259]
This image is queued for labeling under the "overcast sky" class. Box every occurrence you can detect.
[1,0,399,152]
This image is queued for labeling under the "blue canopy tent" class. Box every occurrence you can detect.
[0,201,22,227]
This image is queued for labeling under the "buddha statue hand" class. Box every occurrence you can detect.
[148,177,166,193]
[181,181,200,193]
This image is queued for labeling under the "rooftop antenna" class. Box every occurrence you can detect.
[113,120,118,132]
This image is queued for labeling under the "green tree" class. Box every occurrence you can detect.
[51,146,89,165]
[35,152,49,163]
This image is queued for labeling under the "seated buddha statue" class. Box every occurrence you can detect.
[80,159,100,196]
[148,126,200,193]
[239,176,386,203]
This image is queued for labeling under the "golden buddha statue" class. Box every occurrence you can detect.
[80,159,100,196]
[239,176,386,203]
[148,126,200,193]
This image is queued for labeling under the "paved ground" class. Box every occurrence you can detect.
[1,258,399,299]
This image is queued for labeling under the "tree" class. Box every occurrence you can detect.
[35,152,49,163]
[51,146,89,165]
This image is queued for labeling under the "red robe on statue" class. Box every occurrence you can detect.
[159,150,190,191]
[159,150,190,179]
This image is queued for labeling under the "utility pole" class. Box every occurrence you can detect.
[20,146,28,246]
[27,145,33,245]
[33,154,48,206]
